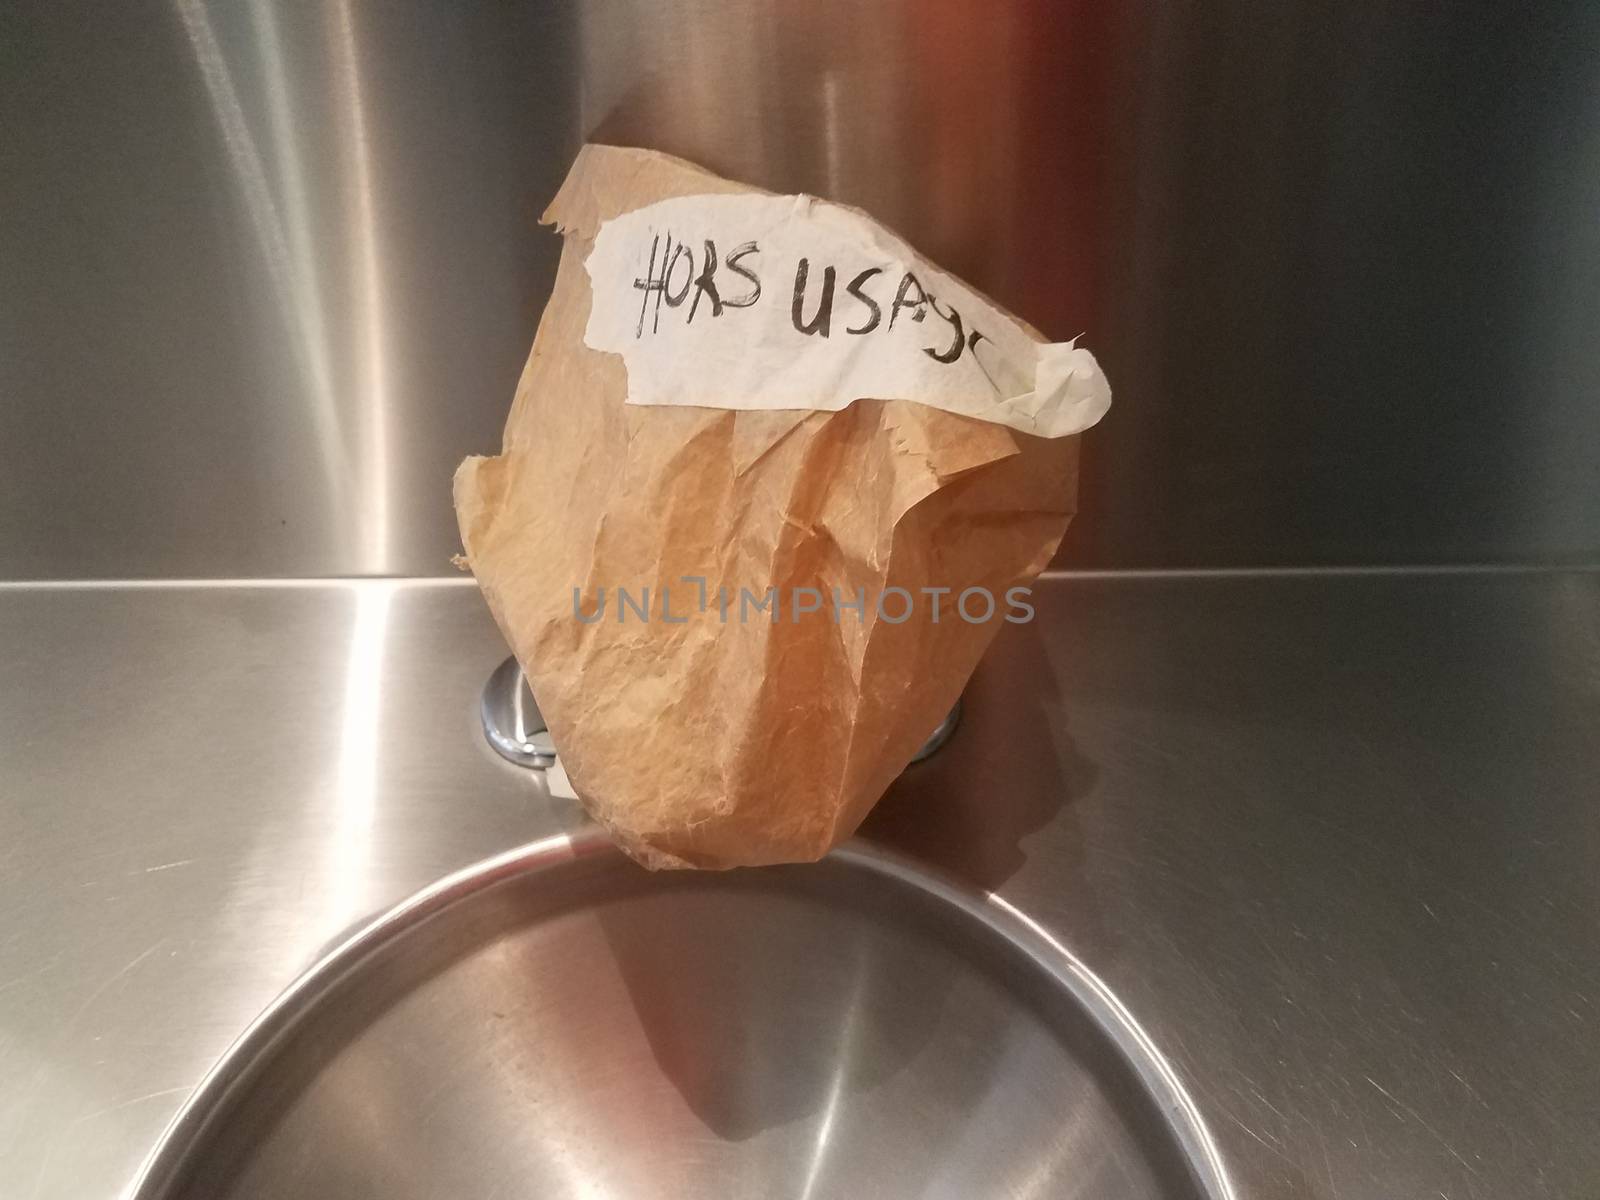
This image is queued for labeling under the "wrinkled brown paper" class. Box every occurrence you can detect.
[455,145,1082,869]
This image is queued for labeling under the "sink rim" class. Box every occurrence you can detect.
[125,828,1239,1200]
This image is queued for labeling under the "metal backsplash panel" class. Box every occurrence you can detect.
[1,2,581,578]
[4,1,1597,576]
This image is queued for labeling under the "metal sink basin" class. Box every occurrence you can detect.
[129,830,1229,1200]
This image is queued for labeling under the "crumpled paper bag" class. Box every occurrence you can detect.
[455,144,1103,869]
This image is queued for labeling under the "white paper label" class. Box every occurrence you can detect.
[582,193,1111,439]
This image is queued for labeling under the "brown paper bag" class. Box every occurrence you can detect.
[455,145,1097,869]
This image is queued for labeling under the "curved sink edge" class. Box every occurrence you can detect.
[126,827,1239,1200]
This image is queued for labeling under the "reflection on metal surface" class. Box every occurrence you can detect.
[174,0,391,572]
[479,655,556,769]
[1,2,577,577]
[171,0,344,516]
[247,0,335,468]
[331,0,391,574]
[128,830,1229,1200]
[330,582,392,926]
[908,697,962,764]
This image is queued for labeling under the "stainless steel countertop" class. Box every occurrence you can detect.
[3,570,1597,1199]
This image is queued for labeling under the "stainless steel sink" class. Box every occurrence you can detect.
[129,830,1229,1200]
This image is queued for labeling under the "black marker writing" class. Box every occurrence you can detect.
[633,233,664,337]
[889,272,929,328]
[724,242,761,307]
[845,267,883,334]
[630,229,983,367]
[791,257,836,337]
[662,241,693,308]
[924,295,965,363]
[687,238,722,323]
